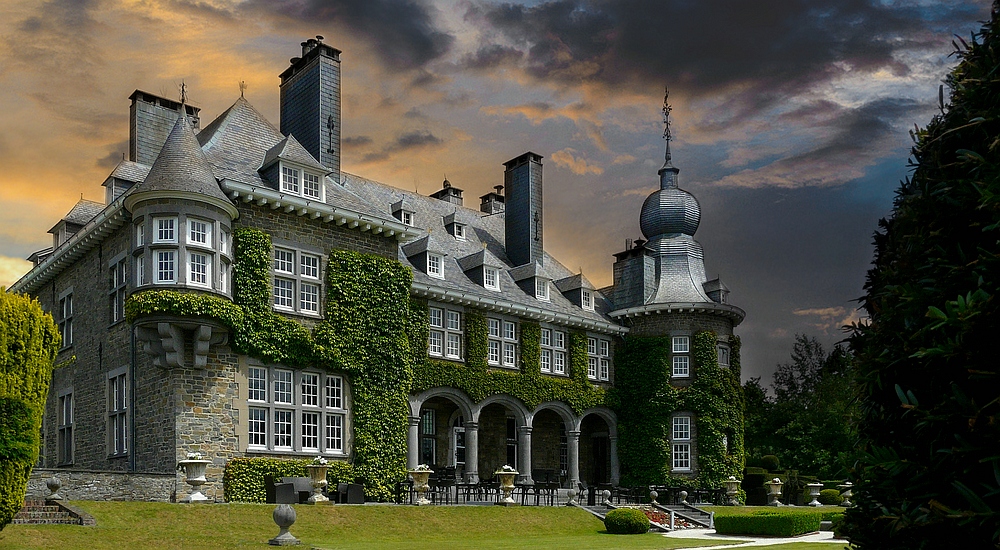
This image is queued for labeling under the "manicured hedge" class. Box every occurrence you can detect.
[714,510,821,537]
[223,457,355,503]
[0,291,59,531]
[604,508,650,534]
[818,488,843,505]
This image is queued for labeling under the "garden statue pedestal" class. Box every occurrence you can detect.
[566,488,578,506]
[178,459,212,503]
[409,469,433,506]
[679,490,689,505]
[303,464,329,504]
[269,504,301,546]
[806,483,823,507]
[46,476,64,501]
[649,489,659,505]
[765,478,783,507]
[838,482,853,507]
[724,476,741,506]
[496,470,519,506]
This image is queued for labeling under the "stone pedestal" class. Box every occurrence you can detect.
[765,479,783,507]
[806,483,823,507]
[409,470,433,506]
[178,459,212,503]
[269,504,301,546]
[303,465,329,504]
[496,471,519,506]
[724,477,741,506]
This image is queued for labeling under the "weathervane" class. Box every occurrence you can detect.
[179,81,188,105]
[662,87,672,142]
[239,80,247,98]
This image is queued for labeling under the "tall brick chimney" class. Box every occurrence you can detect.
[503,152,543,266]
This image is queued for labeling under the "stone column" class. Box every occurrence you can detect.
[609,435,620,486]
[517,425,534,484]
[464,421,480,483]
[567,430,581,489]
[407,416,420,469]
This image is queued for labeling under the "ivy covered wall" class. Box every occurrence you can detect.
[610,331,744,489]
[127,227,412,501]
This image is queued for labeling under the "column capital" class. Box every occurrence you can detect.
[463,421,478,430]
[408,416,421,427]
[567,430,581,439]
[609,434,618,443]
[517,425,533,435]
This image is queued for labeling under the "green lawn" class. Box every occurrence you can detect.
[0,502,737,550]
[703,505,845,517]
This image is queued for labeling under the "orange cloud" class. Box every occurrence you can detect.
[550,148,603,176]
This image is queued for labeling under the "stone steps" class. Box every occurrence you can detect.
[13,500,87,526]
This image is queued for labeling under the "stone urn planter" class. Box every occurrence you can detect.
[178,458,212,503]
[303,463,330,505]
[46,476,64,501]
[724,476,742,506]
[838,482,854,508]
[495,466,519,506]
[409,467,434,506]
[806,483,823,507]
[765,478,783,507]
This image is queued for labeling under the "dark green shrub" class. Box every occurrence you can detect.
[761,455,781,471]
[714,510,821,537]
[223,457,354,502]
[845,6,1000,548]
[818,488,843,505]
[0,291,59,530]
[603,508,650,534]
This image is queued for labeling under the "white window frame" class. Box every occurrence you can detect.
[453,223,466,240]
[540,326,568,376]
[587,336,610,381]
[428,305,463,360]
[136,224,145,247]
[484,266,500,291]
[535,278,549,301]
[107,368,128,457]
[58,290,73,349]
[247,366,347,455]
[155,250,177,284]
[153,217,177,244]
[718,344,730,368]
[109,257,127,324]
[187,218,212,247]
[672,415,692,471]
[582,289,594,311]
[272,246,322,316]
[427,253,444,279]
[188,251,212,288]
[488,318,518,368]
[673,336,691,378]
[57,389,73,465]
[302,172,323,200]
[400,211,413,226]
[281,165,300,194]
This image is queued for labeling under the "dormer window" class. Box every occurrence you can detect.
[582,289,594,311]
[401,211,413,226]
[484,266,500,291]
[303,173,321,199]
[281,166,300,194]
[535,279,549,301]
[427,253,444,279]
[453,223,466,240]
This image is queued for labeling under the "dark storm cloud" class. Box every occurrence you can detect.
[361,130,444,162]
[343,135,373,147]
[460,44,524,69]
[241,0,454,70]
[96,140,130,170]
[468,0,988,112]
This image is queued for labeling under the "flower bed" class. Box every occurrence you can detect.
[617,505,696,530]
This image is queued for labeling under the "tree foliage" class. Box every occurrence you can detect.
[844,5,1000,547]
[0,290,60,530]
[743,335,857,480]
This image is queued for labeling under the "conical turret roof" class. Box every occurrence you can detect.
[125,114,237,218]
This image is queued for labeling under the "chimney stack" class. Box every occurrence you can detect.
[129,90,200,166]
[480,185,505,214]
[279,37,342,182]
[503,152,543,266]
[430,178,464,206]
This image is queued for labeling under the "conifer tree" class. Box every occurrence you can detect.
[846,3,1000,547]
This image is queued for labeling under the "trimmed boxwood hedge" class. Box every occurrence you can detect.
[818,488,843,505]
[223,457,355,502]
[604,508,650,534]
[714,510,822,537]
[0,291,59,530]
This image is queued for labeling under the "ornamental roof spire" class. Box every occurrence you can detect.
[658,87,680,188]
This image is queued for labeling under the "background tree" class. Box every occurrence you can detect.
[845,3,1000,547]
[0,290,59,530]
[743,334,857,479]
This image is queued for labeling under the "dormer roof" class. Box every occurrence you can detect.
[48,199,104,233]
[457,248,505,272]
[554,273,595,293]
[260,134,329,172]
[508,261,545,282]
[103,160,150,187]
[401,233,450,258]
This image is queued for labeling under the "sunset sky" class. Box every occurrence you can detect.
[0,0,992,383]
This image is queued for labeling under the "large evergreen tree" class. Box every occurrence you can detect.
[845,4,1000,547]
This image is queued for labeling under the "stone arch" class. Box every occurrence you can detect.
[532,401,579,431]
[408,387,475,421]
[474,393,532,426]
[579,406,618,438]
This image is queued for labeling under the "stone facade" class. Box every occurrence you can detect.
[27,469,177,502]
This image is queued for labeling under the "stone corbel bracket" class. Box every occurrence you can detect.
[135,317,229,369]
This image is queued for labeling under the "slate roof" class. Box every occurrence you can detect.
[60,199,105,226]
[341,172,616,325]
[261,135,328,172]
[136,115,230,204]
[108,160,151,184]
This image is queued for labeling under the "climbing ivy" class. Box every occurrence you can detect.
[410,308,606,413]
[126,227,411,501]
[611,331,744,489]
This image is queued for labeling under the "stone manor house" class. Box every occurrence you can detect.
[11,37,746,501]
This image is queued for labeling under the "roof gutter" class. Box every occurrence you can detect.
[221,180,420,242]
[609,301,746,326]
[411,281,628,336]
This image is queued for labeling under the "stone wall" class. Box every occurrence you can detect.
[27,469,178,502]
[625,311,734,338]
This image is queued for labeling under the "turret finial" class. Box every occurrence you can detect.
[662,87,673,165]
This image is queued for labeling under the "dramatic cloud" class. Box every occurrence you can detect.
[361,130,445,162]
[551,148,603,175]
[460,43,524,69]
[0,256,31,288]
